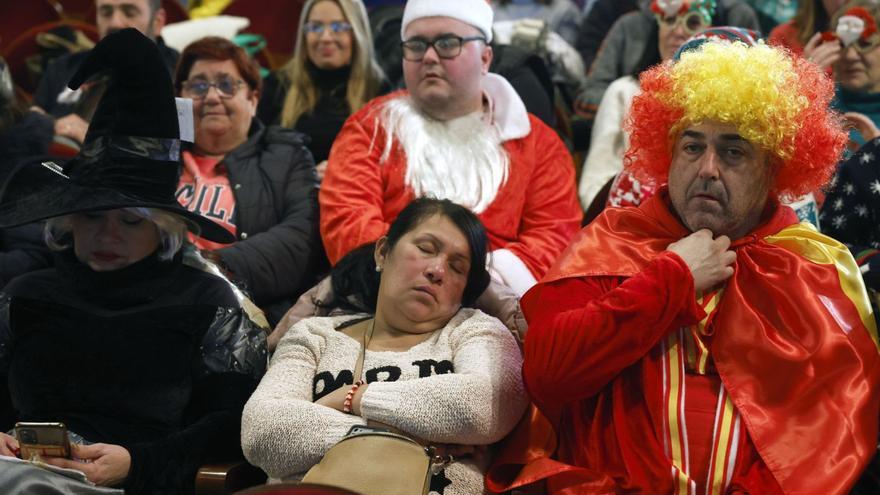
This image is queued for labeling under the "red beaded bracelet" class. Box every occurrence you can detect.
[343,380,364,414]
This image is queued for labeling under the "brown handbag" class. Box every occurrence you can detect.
[301,427,437,495]
[301,320,449,495]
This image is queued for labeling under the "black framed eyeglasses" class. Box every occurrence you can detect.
[400,35,487,62]
[304,21,353,35]
[181,77,245,99]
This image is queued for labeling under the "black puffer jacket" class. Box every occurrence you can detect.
[205,119,321,324]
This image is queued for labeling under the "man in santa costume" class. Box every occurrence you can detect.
[490,38,880,493]
[319,0,582,296]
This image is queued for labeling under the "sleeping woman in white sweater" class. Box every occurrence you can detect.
[241,198,528,494]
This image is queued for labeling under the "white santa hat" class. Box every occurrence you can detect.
[401,0,494,43]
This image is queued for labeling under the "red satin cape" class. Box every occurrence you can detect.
[490,190,880,494]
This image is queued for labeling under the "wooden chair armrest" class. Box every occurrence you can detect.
[196,459,267,495]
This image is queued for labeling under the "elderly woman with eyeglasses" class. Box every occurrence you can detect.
[175,37,322,325]
[257,0,387,180]
[825,0,880,145]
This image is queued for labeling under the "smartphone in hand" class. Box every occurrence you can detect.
[14,422,71,460]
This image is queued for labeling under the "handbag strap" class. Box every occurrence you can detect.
[350,318,454,473]
[354,319,375,382]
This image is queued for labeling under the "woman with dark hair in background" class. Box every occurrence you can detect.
[242,197,527,493]
[258,0,387,179]
[769,0,846,63]
[0,57,54,288]
[175,36,321,325]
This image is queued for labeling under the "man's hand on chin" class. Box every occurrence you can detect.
[667,229,736,292]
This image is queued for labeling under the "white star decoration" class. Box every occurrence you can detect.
[830,175,839,188]
[856,205,869,217]
[832,215,846,228]
[871,180,880,195]
[861,152,875,164]
[833,198,845,210]
[844,183,856,195]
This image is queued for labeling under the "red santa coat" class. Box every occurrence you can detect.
[319,88,582,285]
[490,189,880,494]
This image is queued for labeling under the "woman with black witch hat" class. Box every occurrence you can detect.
[0,29,266,494]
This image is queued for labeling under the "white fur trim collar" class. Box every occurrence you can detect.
[483,73,531,142]
[488,249,537,297]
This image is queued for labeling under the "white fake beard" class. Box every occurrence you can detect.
[377,97,509,214]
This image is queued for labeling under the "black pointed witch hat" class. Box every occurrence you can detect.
[0,28,234,244]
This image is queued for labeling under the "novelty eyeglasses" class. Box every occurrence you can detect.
[655,11,710,35]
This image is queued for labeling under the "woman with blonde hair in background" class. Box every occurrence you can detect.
[258,0,387,179]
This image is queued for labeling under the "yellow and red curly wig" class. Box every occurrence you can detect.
[623,40,846,199]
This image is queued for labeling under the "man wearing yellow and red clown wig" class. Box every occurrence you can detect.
[513,39,880,494]
[319,0,581,296]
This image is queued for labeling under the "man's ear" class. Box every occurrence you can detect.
[374,236,389,270]
[481,44,493,75]
[152,7,167,34]
[766,155,781,182]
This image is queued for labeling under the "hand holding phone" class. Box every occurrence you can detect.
[0,431,20,457]
[14,422,71,461]
[41,442,132,487]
